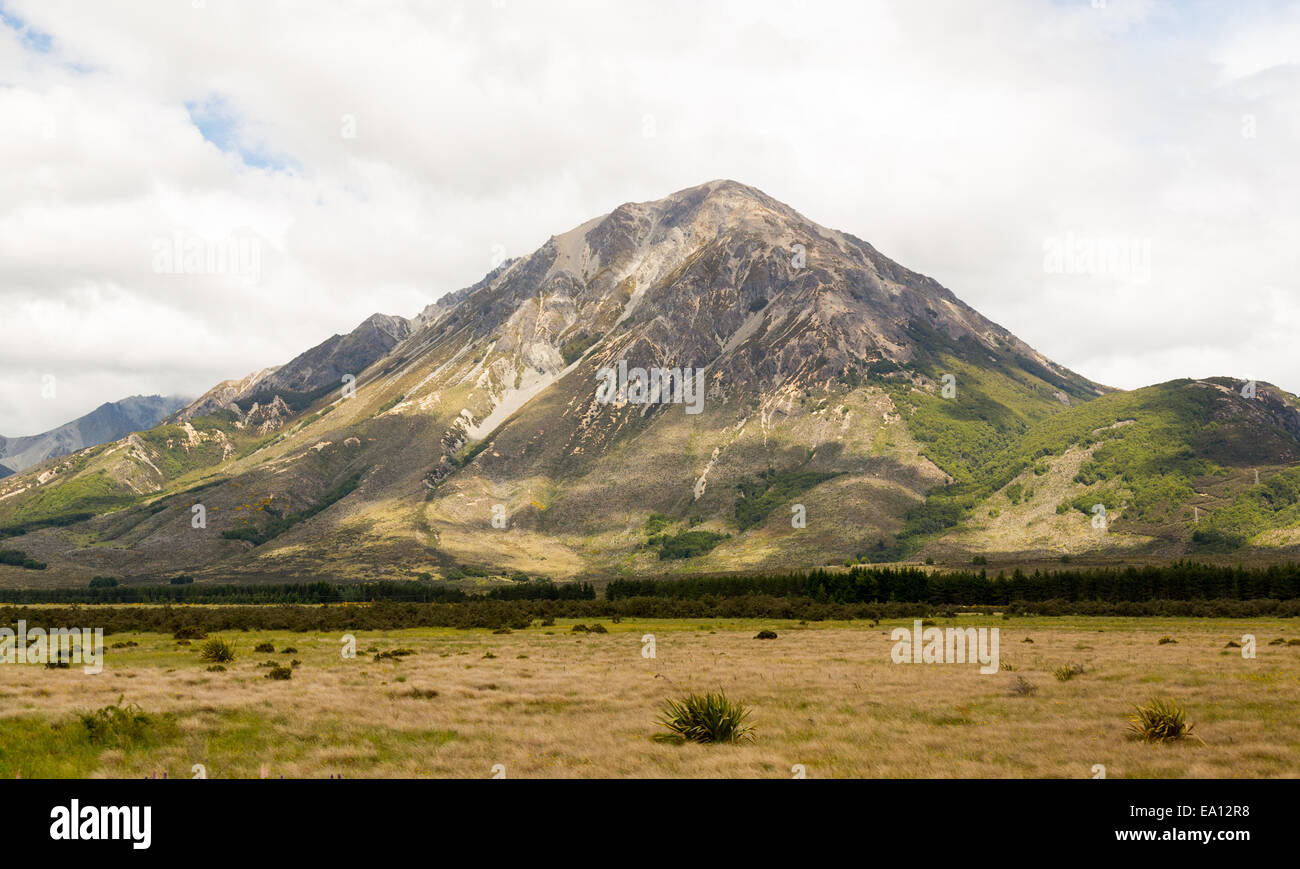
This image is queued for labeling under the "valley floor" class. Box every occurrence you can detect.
[1,616,1298,778]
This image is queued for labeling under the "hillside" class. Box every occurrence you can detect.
[0,181,1297,586]
[0,395,189,476]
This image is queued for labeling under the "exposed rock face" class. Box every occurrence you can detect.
[243,313,412,408]
[9,180,1298,583]
[399,179,1104,468]
[0,394,190,474]
[174,368,279,421]
[173,312,414,430]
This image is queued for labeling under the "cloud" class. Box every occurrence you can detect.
[0,0,1296,434]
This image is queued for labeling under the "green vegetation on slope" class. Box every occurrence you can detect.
[647,530,731,560]
[735,467,841,531]
[1193,464,1300,549]
[880,378,1300,558]
[221,471,364,546]
[0,548,46,570]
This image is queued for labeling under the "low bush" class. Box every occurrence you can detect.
[655,691,755,744]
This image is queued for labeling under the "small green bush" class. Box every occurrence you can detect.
[655,691,755,745]
[253,642,275,653]
[754,629,778,640]
[198,637,236,664]
[265,665,292,680]
[78,697,171,748]
[1127,697,1194,743]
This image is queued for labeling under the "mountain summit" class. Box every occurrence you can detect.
[2,182,1297,583]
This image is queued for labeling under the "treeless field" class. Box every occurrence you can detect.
[1,616,1297,778]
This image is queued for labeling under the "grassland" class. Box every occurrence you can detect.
[1,615,1297,778]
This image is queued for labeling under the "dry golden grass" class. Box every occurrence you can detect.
[1,616,1297,778]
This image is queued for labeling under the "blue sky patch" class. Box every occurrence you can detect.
[185,93,295,172]
[0,2,53,52]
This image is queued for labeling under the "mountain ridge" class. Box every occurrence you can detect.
[0,394,190,477]
[0,180,1296,585]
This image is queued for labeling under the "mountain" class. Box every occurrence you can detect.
[175,312,412,423]
[1,180,1298,585]
[0,395,189,476]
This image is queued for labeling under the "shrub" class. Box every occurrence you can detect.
[1157,636,1177,645]
[280,646,297,654]
[88,576,118,588]
[1054,662,1085,681]
[205,665,226,672]
[972,555,988,565]
[588,623,608,634]
[265,665,292,680]
[1224,640,1241,648]
[78,697,170,748]
[198,637,236,664]
[373,648,415,661]
[400,687,439,699]
[253,642,276,653]
[754,629,778,639]
[1127,697,1195,743]
[174,625,207,640]
[1009,676,1037,697]
[655,691,755,745]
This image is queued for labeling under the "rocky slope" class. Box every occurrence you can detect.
[0,395,189,476]
[1,181,1297,586]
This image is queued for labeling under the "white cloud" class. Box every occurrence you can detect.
[0,0,1297,434]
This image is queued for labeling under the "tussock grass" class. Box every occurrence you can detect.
[1127,697,1195,743]
[0,617,1296,778]
[655,691,755,745]
[198,637,236,664]
[1054,662,1086,681]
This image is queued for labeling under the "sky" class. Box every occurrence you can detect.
[0,0,1297,436]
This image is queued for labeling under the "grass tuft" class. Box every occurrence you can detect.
[198,637,236,664]
[1127,696,1195,743]
[654,691,755,745]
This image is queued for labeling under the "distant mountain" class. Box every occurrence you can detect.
[0,395,190,476]
[174,313,412,425]
[2,180,1298,584]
